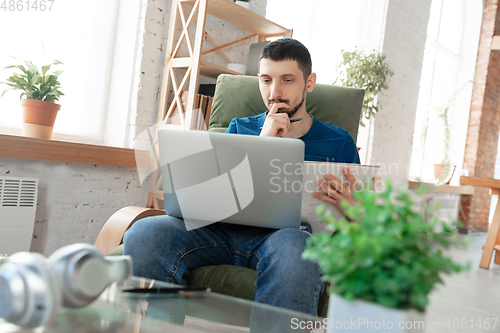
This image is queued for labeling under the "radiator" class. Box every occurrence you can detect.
[0,176,38,255]
[432,192,460,224]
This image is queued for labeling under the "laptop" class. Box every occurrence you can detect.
[157,129,304,230]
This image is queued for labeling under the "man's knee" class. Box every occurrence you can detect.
[265,228,309,256]
[258,228,317,275]
[123,215,186,253]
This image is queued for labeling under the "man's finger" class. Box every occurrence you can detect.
[343,168,359,191]
[268,102,290,115]
[318,180,343,201]
[313,191,340,207]
[319,179,356,205]
[324,174,345,194]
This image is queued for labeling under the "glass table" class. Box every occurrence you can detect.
[0,276,325,333]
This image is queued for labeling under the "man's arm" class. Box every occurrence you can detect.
[339,131,360,164]
[225,119,238,134]
[313,132,361,212]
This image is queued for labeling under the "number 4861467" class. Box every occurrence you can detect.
[1,0,55,11]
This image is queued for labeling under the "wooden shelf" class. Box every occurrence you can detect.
[0,133,149,168]
[183,0,291,37]
[200,60,243,78]
[148,0,291,208]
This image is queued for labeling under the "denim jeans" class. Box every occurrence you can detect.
[123,215,324,316]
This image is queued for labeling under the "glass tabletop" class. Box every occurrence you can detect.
[0,276,325,333]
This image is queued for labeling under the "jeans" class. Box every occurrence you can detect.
[123,215,324,316]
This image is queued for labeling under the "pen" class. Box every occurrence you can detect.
[123,286,210,294]
[259,118,303,130]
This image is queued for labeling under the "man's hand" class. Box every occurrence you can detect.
[313,167,360,212]
[260,102,290,137]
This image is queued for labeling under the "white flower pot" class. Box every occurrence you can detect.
[235,1,250,9]
[327,294,425,333]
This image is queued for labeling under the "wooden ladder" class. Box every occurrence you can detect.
[460,176,500,269]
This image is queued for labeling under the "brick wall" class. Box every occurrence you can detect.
[0,0,267,256]
[369,0,432,188]
[461,0,500,231]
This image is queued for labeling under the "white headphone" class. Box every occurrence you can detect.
[0,243,132,328]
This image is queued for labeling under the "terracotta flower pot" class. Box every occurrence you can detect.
[434,163,456,185]
[20,99,61,139]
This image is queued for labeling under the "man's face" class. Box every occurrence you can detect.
[258,59,311,118]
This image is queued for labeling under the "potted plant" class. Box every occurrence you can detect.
[433,101,455,184]
[1,58,64,139]
[302,180,468,332]
[333,48,394,127]
[417,80,472,184]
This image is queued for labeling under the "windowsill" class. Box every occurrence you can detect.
[408,179,475,195]
[0,133,149,168]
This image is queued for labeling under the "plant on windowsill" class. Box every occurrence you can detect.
[302,180,469,333]
[433,101,455,185]
[1,58,64,139]
[419,80,472,184]
[333,48,394,127]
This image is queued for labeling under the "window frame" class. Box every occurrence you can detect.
[0,0,142,151]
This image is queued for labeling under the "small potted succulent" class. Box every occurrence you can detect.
[302,180,468,333]
[1,58,64,139]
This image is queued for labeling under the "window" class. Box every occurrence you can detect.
[0,0,137,145]
[265,0,388,164]
[409,0,482,183]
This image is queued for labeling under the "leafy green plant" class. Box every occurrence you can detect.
[1,58,64,103]
[333,48,393,126]
[302,179,469,312]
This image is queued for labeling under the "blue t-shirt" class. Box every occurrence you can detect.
[225,112,360,164]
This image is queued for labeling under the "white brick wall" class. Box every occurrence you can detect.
[0,159,146,255]
[369,0,432,188]
[0,0,267,256]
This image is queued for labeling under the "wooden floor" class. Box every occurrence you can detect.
[424,233,500,332]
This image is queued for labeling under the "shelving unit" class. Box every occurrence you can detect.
[146,0,292,208]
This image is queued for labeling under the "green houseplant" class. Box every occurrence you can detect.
[303,180,468,332]
[333,48,393,126]
[1,58,63,139]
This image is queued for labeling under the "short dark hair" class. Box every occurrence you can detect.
[259,38,312,80]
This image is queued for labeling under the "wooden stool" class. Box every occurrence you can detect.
[460,176,500,269]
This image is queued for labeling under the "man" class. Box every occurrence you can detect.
[226,38,360,210]
[123,38,360,316]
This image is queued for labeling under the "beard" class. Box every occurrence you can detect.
[267,96,306,118]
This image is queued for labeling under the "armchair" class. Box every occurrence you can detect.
[95,74,364,317]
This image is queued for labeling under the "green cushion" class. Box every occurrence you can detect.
[107,244,125,256]
[187,265,257,301]
[208,74,364,142]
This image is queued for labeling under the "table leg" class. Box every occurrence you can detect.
[480,201,500,269]
[494,228,500,265]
